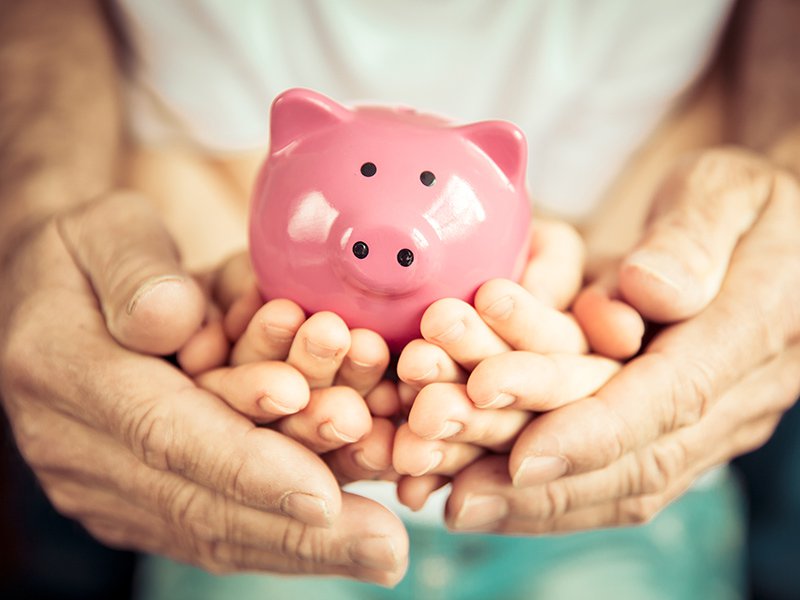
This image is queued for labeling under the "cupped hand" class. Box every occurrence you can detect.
[394,220,623,506]
[447,145,800,533]
[0,192,407,585]
[188,256,399,484]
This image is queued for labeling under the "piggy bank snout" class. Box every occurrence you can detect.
[335,224,431,296]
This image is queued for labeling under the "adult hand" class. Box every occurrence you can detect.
[445,145,800,532]
[0,192,407,584]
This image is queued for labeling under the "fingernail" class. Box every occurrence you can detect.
[265,324,295,342]
[453,494,508,530]
[347,358,375,372]
[319,421,359,443]
[624,250,688,292]
[433,320,466,344]
[475,392,515,409]
[513,456,569,488]
[406,364,438,383]
[427,420,464,440]
[258,395,298,416]
[408,450,443,476]
[280,492,331,527]
[483,295,514,320]
[305,338,340,360]
[353,449,385,472]
[350,536,399,571]
[126,275,185,315]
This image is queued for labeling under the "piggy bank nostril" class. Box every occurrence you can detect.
[353,241,369,259]
[397,248,414,267]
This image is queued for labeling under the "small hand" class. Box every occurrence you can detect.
[191,261,398,484]
[394,220,622,507]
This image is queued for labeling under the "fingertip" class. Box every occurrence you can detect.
[574,286,645,360]
[223,286,264,341]
[396,339,440,386]
[257,362,312,415]
[365,380,402,418]
[420,298,470,344]
[474,278,519,320]
[177,320,230,376]
[397,474,449,511]
[113,275,206,354]
[619,251,705,322]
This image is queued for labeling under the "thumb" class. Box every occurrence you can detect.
[58,191,205,354]
[618,148,777,322]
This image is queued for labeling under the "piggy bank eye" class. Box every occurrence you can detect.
[420,171,436,186]
[352,241,369,259]
[360,162,377,177]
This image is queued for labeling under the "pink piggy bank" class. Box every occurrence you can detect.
[250,88,532,352]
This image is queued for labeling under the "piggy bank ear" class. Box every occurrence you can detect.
[457,121,527,187]
[269,88,350,153]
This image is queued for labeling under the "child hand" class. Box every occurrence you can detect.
[189,278,399,484]
[393,219,635,509]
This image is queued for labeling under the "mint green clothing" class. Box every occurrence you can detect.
[136,467,744,600]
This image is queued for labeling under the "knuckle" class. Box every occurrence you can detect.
[540,481,571,520]
[279,519,329,565]
[160,481,216,544]
[617,495,663,525]
[122,399,176,471]
[651,353,714,432]
[677,359,716,427]
[635,442,686,496]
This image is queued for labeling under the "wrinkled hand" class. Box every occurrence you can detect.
[446,146,800,532]
[0,192,407,584]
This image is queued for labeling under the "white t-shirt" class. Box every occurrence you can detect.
[117,0,733,523]
[119,0,732,221]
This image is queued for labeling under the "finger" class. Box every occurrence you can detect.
[33,412,407,584]
[474,279,588,354]
[196,361,310,423]
[364,380,403,418]
[287,311,351,388]
[231,299,307,365]
[211,251,255,313]
[178,305,230,376]
[224,285,263,342]
[618,149,779,321]
[57,191,206,355]
[572,275,645,360]
[201,492,409,586]
[420,299,510,371]
[277,386,372,454]
[325,418,396,483]
[467,351,620,411]
[397,475,450,512]
[521,218,586,309]
[508,179,800,487]
[396,339,466,389]
[61,354,343,525]
[408,383,531,451]
[393,423,484,477]
[398,381,418,415]
[334,328,390,397]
